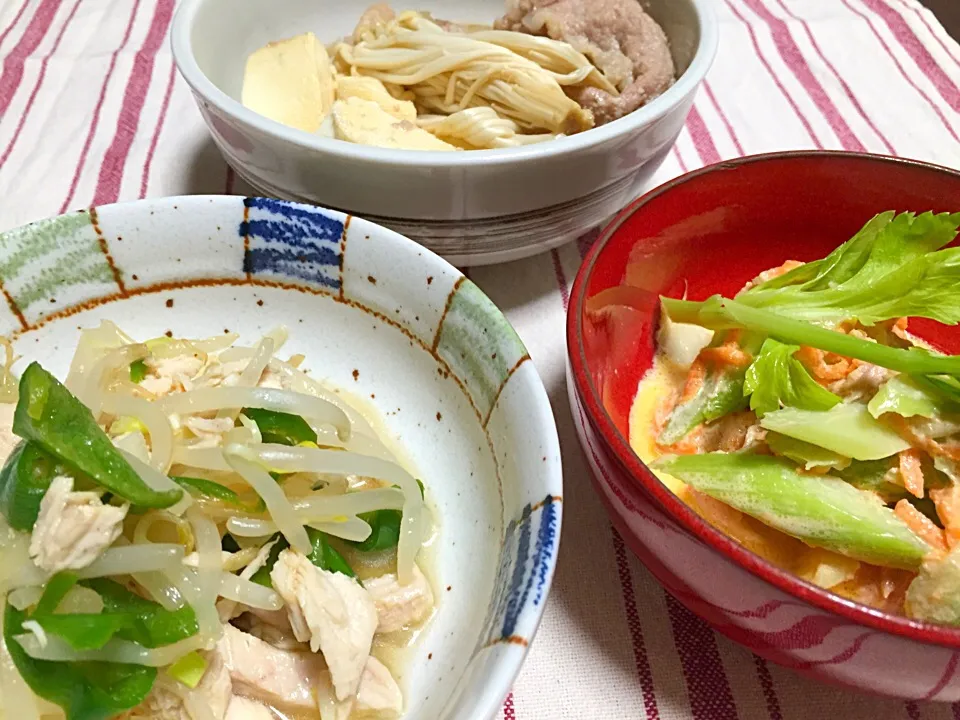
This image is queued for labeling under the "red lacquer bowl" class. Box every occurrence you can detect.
[566,151,960,701]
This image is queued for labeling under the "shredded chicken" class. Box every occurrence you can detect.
[28,475,128,573]
[184,416,237,446]
[124,651,231,720]
[225,696,275,720]
[270,549,378,701]
[356,656,404,716]
[363,564,435,633]
[218,624,325,712]
[235,610,304,651]
[495,0,675,123]
[140,354,205,395]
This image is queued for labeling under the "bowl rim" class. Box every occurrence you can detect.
[567,150,960,650]
[169,0,719,167]
[1,194,564,719]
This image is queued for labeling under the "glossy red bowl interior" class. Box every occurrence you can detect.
[568,151,960,648]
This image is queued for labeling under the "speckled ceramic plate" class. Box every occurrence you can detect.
[0,196,563,720]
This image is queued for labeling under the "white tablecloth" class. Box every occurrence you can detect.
[1,0,960,717]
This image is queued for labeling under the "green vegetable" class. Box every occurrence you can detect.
[743,339,841,417]
[241,407,317,446]
[25,577,199,654]
[658,331,764,444]
[251,530,356,587]
[221,533,241,553]
[250,535,288,587]
[868,375,945,419]
[0,441,86,530]
[661,295,960,378]
[738,211,960,326]
[34,572,79,616]
[907,544,960,624]
[658,370,747,444]
[766,432,850,471]
[760,403,910,461]
[167,651,208,689]
[128,359,148,384]
[348,480,424,553]
[81,579,198,649]
[307,528,355,578]
[835,458,906,501]
[653,453,931,569]
[4,604,156,720]
[349,510,401,552]
[172,476,250,509]
[33,614,129,651]
[13,363,182,509]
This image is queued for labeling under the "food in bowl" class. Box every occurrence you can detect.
[240,0,675,150]
[0,322,434,719]
[631,210,960,624]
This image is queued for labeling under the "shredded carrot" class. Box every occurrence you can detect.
[658,426,704,456]
[680,359,706,403]
[892,317,909,340]
[741,260,804,291]
[898,449,925,499]
[930,485,960,549]
[796,346,854,381]
[699,344,753,368]
[698,330,752,369]
[888,415,960,461]
[895,500,948,555]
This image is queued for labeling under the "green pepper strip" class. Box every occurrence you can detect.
[13,363,182,509]
[348,479,425,553]
[251,529,356,587]
[0,441,90,531]
[128,359,148,384]
[25,578,199,654]
[241,407,317,446]
[4,605,155,720]
[171,476,256,509]
[34,572,78,615]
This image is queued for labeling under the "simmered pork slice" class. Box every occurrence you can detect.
[270,549,378,702]
[356,657,403,716]
[28,475,128,573]
[219,624,325,711]
[364,565,434,633]
[496,0,675,124]
[224,696,275,720]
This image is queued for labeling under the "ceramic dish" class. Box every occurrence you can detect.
[566,152,960,701]
[0,195,562,719]
[170,0,718,266]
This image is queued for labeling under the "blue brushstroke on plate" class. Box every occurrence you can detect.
[498,495,559,639]
[240,197,342,290]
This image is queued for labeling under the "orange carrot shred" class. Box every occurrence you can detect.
[796,346,853,381]
[680,360,706,403]
[930,486,960,549]
[898,449,925,499]
[895,500,948,555]
[699,344,753,368]
[892,317,909,340]
[888,415,960,461]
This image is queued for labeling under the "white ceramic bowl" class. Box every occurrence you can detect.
[0,196,563,719]
[171,0,718,265]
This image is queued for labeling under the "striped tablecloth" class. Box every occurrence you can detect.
[1,0,960,718]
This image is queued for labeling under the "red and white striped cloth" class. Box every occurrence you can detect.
[1,0,959,717]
